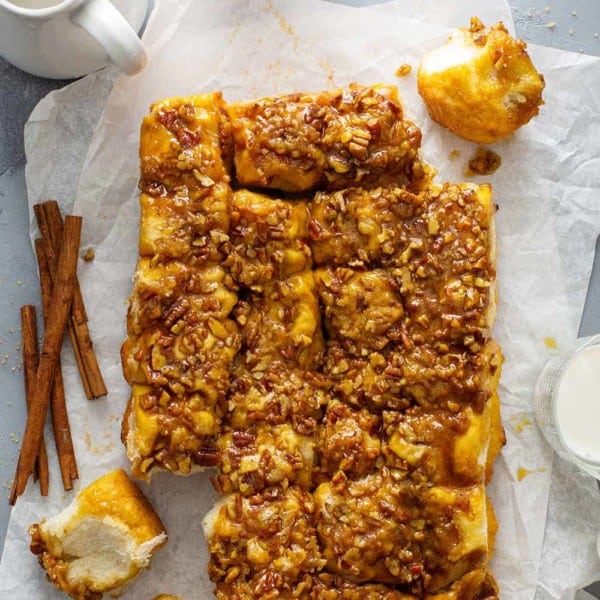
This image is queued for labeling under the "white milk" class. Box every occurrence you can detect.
[556,345,600,465]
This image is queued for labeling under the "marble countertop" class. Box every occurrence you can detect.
[1,1,599,596]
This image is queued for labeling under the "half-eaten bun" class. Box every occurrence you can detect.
[30,469,167,599]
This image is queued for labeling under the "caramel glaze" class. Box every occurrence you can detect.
[123,86,504,599]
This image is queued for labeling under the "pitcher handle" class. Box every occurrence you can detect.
[71,0,147,76]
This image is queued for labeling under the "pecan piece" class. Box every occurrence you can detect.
[193,444,220,467]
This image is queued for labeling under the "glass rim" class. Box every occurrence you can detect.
[553,336,600,470]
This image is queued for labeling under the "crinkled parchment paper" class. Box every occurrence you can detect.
[1,1,600,598]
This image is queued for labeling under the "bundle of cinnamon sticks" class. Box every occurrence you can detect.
[10,202,107,505]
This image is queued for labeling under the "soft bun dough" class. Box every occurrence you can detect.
[30,469,167,599]
[417,17,544,143]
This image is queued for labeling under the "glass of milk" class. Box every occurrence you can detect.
[535,335,600,480]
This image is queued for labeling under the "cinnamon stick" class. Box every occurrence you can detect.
[50,365,79,491]
[40,202,88,324]
[10,306,49,500]
[35,239,79,491]
[69,327,94,400]
[43,202,104,399]
[10,217,82,503]
[34,202,106,399]
[20,304,41,487]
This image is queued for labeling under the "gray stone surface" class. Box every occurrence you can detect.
[0,165,39,512]
[0,60,71,175]
[513,0,600,55]
[0,1,598,596]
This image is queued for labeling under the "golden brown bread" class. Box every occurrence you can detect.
[30,470,166,600]
[224,189,312,286]
[204,487,325,600]
[233,271,325,372]
[314,470,488,591]
[125,85,505,598]
[418,17,544,143]
[139,93,231,193]
[123,94,240,480]
[228,83,424,192]
[214,422,316,495]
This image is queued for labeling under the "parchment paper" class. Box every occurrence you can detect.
[2,1,600,599]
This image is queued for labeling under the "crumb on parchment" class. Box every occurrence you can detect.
[82,247,95,262]
[465,147,502,177]
[510,415,533,434]
[395,63,412,77]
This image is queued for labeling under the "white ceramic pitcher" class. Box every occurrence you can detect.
[0,0,148,79]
